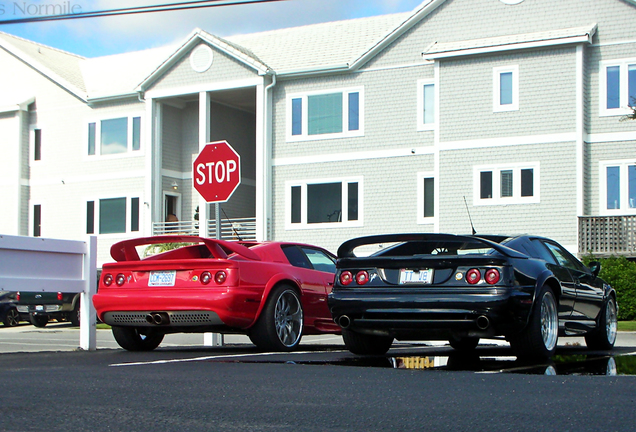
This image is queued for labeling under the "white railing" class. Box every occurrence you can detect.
[152,218,257,241]
[579,215,636,257]
[152,220,199,236]
[208,217,257,241]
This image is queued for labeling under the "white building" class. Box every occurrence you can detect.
[1,0,635,266]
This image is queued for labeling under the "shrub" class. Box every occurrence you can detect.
[582,255,636,320]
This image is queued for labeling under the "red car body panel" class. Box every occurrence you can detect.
[92,236,340,335]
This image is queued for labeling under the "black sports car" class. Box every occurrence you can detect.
[327,234,618,359]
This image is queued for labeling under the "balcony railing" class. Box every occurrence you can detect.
[579,215,636,257]
[152,218,257,241]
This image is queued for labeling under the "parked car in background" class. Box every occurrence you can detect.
[93,236,340,352]
[328,233,618,360]
[0,291,28,327]
[15,292,81,327]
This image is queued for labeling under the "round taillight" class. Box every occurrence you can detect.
[214,271,227,284]
[485,269,501,285]
[355,271,370,285]
[103,274,113,287]
[115,274,126,286]
[339,271,353,286]
[466,269,481,285]
[57,292,63,301]
[200,271,212,285]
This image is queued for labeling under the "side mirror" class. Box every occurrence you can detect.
[588,261,601,278]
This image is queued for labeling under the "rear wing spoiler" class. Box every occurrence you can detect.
[337,233,528,259]
[110,236,261,262]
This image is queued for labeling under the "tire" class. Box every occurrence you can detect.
[69,300,80,327]
[30,314,49,328]
[449,335,480,351]
[112,326,164,351]
[2,308,20,327]
[585,296,618,350]
[342,328,393,355]
[510,285,558,360]
[249,285,304,352]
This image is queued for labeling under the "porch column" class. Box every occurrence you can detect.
[198,91,211,238]
[145,98,162,236]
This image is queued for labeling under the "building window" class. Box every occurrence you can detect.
[86,197,140,234]
[417,173,435,223]
[600,60,636,116]
[87,115,142,156]
[417,79,436,130]
[600,161,636,214]
[493,66,519,112]
[474,163,539,205]
[287,88,364,141]
[33,129,42,161]
[33,204,41,237]
[286,178,363,228]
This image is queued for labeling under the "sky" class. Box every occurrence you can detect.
[0,0,425,57]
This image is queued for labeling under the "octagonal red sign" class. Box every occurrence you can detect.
[193,141,241,203]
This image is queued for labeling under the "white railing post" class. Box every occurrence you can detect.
[79,236,97,351]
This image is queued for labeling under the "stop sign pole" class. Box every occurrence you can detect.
[193,141,241,239]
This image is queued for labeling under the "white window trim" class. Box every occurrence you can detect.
[417,79,437,131]
[286,87,364,142]
[599,59,636,117]
[493,65,519,112]
[88,195,142,237]
[86,113,145,159]
[417,171,436,224]
[473,162,540,206]
[599,159,636,215]
[285,177,364,230]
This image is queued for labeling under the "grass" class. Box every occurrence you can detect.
[618,321,636,332]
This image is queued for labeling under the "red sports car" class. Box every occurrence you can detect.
[93,236,340,352]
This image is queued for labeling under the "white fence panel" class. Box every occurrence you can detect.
[0,234,97,350]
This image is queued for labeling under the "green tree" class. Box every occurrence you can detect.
[582,255,636,320]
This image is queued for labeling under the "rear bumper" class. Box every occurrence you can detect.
[93,286,261,329]
[328,286,534,339]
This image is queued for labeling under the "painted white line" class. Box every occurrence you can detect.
[109,349,348,367]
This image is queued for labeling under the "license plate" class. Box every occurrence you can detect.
[399,269,433,284]
[149,270,177,287]
[35,305,44,311]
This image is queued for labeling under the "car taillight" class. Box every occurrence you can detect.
[57,292,63,301]
[355,271,369,285]
[485,269,501,285]
[103,274,113,286]
[115,274,126,286]
[339,271,353,286]
[214,271,227,284]
[200,271,212,285]
[16,292,20,301]
[466,269,481,284]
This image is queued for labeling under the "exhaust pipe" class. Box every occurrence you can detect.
[338,315,351,329]
[476,315,490,330]
[146,312,170,325]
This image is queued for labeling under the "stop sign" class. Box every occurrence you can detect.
[193,141,241,203]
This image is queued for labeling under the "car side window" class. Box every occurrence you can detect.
[301,247,336,274]
[529,240,558,264]
[543,242,587,272]
[281,245,312,269]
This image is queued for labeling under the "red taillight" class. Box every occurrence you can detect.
[200,271,212,285]
[466,269,481,285]
[57,292,63,301]
[16,292,20,301]
[355,271,370,285]
[339,271,353,286]
[115,274,126,286]
[103,274,113,286]
[214,271,227,284]
[485,269,501,285]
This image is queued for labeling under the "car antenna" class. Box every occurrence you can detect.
[463,196,477,235]
[221,207,243,241]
